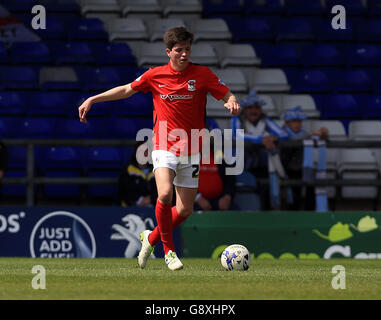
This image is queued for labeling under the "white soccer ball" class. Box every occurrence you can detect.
[221,244,251,271]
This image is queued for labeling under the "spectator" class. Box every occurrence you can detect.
[118,141,157,207]
[231,90,288,209]
[281,106,329,210]
[194,147,237,211]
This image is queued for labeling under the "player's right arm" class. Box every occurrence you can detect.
[78,83,137,123]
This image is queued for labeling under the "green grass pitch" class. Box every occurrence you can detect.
[1,258,381,300]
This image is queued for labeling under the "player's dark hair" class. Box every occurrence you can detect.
[164,27,194,50]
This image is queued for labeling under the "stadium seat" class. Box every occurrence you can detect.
[1,0,37,12]
[361,95,381,119]
[86,118,114,138]
[0,66,39,90]
[302,44,344,67]
[88,42,136,65]
[146,18,186,42]
[333,69,373,93]
[0,117,24,138]
[313,18,353,41]
[249,68,291,93]
[55,118,93,139]
[117,66,148,83]
[0,42,9,63]
[355,19,381,42]
[189,43,219,66]
[322,94,361,120]
[76,66,122,91]
[325,0,367,16]
[236,92,279,118]
[136,42,169,67]
[72,93,112,118]
[39,67,81,91]
[19,118,58,138]
[161,0,202,17]
[280,94,320,119]
[48,42,94,65]
[78,0,121,15]
[205,94,232,117]
[67,18,109,41]
[309,120,348,141]
[2,169,27,198]
[202,0,243,18]
[104,18,148,41]
[228,18,273,42]
[256,44,302,68]
[111,117,139,139]
[345,44,381,67]
[243,0,284,15]
[9,42,51,64]
[284,0,325,15]
[188,19,232,42]
[32,16,67,40]
[368,0,381,16]
[23,91,78,117]
[119,0,161,17]
[275,18,315,42]
[234,170,261,210]
[113,92,153,116]
[349,120,381,141]
[215,43,261,68]
[288,69,332,93]
[337,148,379,199]
[0,91,25,116]
[38,0,80,12]
[211,68,248,93]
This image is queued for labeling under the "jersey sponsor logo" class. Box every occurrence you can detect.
[160,94,193,101]
[158,84,166,87]
[188,80,196,91]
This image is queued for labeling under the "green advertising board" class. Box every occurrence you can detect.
[181,211,381,259]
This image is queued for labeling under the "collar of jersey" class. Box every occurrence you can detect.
[168,61,191,75]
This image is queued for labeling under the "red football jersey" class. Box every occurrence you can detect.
[130,62,230,156]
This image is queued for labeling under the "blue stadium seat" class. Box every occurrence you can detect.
[39,0,80,12]
[3,169,27,197]
[55,118,93,139]
[355,19,381,42]
[88,42,136,66]
[322,94,361,119]
[0,42,9,63]
[0,92,25,116]
[48,42,95,65]
[369,0,381,15]
[326,0,367,16]
[361,95,381,119]
[113,92,153,116]
[256,44,302,67]
[287,69,332,93]
[33,16,67,40]
[68,18,108,41]
[87,118,114,138]
[228,18,273,42]
[333,69,373,93]
[202,0,243,18]
[284,0,325,15]
[117,66,148,83]
[2,0,37,11]
[22,91,78,117]
[76,66,122,91]
[0,66,39,90]
[313,18,353,41]
[0,117,24,138]
[302,44,344,67]
[9,42,51,64]
[244,0,284,15]
[345,44,381,67]
[7,146,27,169]
[275,18,315,42]
[112,118,139,139]
[19,117,57,138]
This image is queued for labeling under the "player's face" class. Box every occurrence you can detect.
[286,119,303,133]
[166,41,191,71]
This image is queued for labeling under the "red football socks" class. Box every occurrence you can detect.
[149,205,187,250]
[153,199,175,254]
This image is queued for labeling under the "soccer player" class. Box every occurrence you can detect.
[78,27,240,270]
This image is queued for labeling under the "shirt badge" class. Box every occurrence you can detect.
[188,80,196,91]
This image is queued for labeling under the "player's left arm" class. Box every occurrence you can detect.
[222,91,241,116]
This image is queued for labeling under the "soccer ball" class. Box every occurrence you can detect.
[221,244,251,271]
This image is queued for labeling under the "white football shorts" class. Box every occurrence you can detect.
[152,150,201,188]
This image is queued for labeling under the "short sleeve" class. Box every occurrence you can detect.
[130,68,153,93]
[204,67,230,100]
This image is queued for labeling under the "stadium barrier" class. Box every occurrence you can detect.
[181,210,381,259]
[2,138,381,206]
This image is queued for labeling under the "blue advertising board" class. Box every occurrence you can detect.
[0,206,181,258]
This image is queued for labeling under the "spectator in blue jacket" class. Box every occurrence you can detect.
[231,90,288,209]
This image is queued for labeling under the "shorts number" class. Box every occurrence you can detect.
[192,165,200,178]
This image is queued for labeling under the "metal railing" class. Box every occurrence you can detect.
[2,138,381,206]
